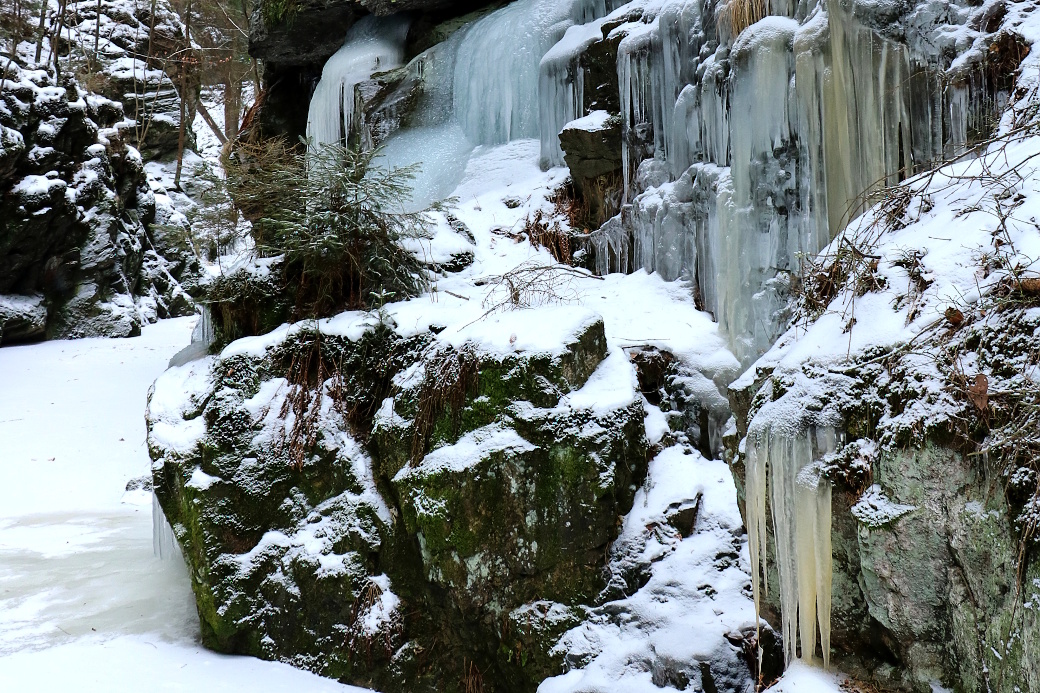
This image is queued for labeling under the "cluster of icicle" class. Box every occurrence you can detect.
[152,493,181,560]
[746,425,837,666]
[590,0,977,364]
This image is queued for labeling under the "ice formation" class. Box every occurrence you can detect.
[746,426,836,666]
[587,0,981,363]
[307,0,978,355]
[301,0,1005,672]
[306,15,413,150]
[152,492,181,560]
[307,0,623,209]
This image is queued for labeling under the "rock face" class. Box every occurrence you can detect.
[205,0,1040,689]
[69,0,200,159]
[0,60,197,343]
[148,315,649,692]
[729,413,1040,692]
[0,0,202,343]
[726,85,1040,689]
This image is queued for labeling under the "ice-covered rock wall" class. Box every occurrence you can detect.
[307,0,1005,365]
[280,0,1025,686]
[581,0,999,365]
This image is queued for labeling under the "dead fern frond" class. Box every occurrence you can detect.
[462,659,485,693]
[344,577,403,666]
[278,329,330,470]
[718,0,767,39]
[409,347,480,466]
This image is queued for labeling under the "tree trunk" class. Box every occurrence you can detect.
[50,0,67,80]
[34,0,47,64]
[174,0,193,189]
[94,0,102,60]
[224,73,241,142]
[197,99,228,145]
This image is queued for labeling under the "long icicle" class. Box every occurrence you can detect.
[747,426,834,667]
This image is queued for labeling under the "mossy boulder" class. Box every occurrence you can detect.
[149,314,649,692]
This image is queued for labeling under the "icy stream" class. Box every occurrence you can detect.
[0,318,366,691]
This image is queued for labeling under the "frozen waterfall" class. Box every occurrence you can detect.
[584,0,977,363]
[746,426,836,666]
[305,0,622,209]
[306,15,413,151]
[305,0,987,357]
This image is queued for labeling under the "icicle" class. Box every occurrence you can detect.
[617,26,655,201]
[745,435,769,626]
[305,15,412,151]
[152,492,180,560]
[190,304,215,348]
[746,425,836,666]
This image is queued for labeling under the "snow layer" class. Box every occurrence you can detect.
[0,637,371,692]
[767,661,845,692]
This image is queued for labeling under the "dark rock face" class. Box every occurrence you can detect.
[0,294,48,342]
[559,113,622,228]
[0,61,197,343]
[149,318,649,693]
[249,0,362,69]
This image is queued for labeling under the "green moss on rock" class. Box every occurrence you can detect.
[150,314,647,692]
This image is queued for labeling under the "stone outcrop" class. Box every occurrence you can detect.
[148,315,649,692]
[0,60,197,343]
[69,0,200,159]
[559,111,622,228]
[725,111,1040,690]
[728,323,1040,692]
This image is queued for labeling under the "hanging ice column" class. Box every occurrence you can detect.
[745,425,836,666]
[153,493,181,560]
[306,15,412,151]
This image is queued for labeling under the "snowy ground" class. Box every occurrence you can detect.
[0,318,368,691]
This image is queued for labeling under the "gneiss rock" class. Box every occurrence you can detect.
[559,110,623,228]
[0,294,47,342]
[0,59,197,343]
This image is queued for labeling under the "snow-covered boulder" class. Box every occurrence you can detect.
[148,310,652,691]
